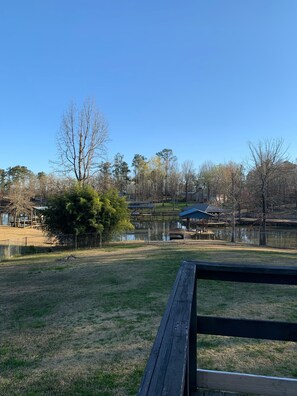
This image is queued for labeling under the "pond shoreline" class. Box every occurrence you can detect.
[238,218,297,227]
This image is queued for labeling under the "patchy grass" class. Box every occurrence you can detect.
[0,242,296,395]
[197,279,297,377]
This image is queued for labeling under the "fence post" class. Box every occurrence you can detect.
[74,234,78,250]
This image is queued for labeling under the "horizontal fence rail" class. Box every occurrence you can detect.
[196,370,297,396]
[138,261,297,396]
[197,316,297,342]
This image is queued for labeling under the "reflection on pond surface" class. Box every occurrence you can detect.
[213,226,297,249]
[117,221,297,249]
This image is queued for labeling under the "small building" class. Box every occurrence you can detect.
[0,198,11,225]
[182,204,225,221]
[179,208,214,230]
[183,203,224,214]
[0,200,46,227]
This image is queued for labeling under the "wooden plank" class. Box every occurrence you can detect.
[188,274,197,392]
[197,316,297,342]
[192,261,297,285]
[137,261,197,396]
[197,369,297,396]
[153,261,196,395]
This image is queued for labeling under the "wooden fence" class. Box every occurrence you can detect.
[137,261,297,396]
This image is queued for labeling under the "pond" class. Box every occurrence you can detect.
[212,226,297,249]
[118,221,297,249]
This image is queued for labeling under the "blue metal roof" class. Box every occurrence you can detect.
[179,208,214,219]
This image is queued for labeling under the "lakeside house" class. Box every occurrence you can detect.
[0,198,46,227]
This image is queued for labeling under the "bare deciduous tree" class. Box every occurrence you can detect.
[132,154,147,201]
[56,98,109,185]
[156,149,177,200]
[197,161,221,203]
[8,181,32,226]
[248,138,287,246]
[181,160,196,202]
[223,162,245,243]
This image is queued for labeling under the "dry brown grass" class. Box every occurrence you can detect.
[0,225,50,246]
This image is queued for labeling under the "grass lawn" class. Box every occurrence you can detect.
[0,242,296,395]
[153,202,186,211]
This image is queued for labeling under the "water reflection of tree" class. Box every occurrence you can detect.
[248,139,287,246]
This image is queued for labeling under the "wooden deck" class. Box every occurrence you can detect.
[138,262,297,396]
[169,229,215,240]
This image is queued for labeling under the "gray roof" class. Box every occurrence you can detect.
[183,204,225,214]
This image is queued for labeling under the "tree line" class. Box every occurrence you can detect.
[2,145,295,208]
[1,98,296,245]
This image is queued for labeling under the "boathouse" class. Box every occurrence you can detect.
[179,207,214,230]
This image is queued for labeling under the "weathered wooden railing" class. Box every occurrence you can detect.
[137,261,297,396]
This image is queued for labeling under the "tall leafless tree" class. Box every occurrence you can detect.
[181,160,196,202]
[56,98,109,185]
[223,162,245,243]
[132,154,147,200]
[248,138,287,246]
[156,149,177,200]
[8,180,32,226]
[197,161,221,203]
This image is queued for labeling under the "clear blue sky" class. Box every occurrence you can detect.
[1,0,297,174]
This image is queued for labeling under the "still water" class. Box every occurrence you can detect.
[213,226,297,249]
[118,221,297,249]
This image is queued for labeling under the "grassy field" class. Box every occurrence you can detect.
[0,242,296,395]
